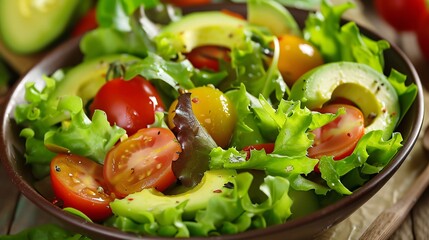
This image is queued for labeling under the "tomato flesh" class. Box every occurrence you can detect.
[374,0,426,32]
[243,143,275,159]
[103,128,181,198]
[50,154,113,222]
[417,13,429,60]
[71,8,98,37]
[185,46,231,72]
[308,104,365,161]
[90,76,164,135]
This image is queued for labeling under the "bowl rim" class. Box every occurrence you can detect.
[0,3,425,240]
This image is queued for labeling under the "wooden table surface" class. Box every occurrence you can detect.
[1,1,429,239]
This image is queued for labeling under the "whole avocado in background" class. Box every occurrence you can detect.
[0,0,93,54]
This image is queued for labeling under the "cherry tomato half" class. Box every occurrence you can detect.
[103,128,181,198]
[71,8,98,37]
[277,34,324,87]
[90,76,164,136]
[168,86,237,148]
[308,104,365,161]
[185,46,231,72]
[243,143,275,159]
[374,0,427,32]
[50,154,113,222]
[417,13,429,60]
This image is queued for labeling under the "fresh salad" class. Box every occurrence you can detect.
[12,0,417,238]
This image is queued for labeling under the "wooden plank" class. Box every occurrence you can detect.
[8,195,57,234]
[0,166,20,234]
[412,189,429,239]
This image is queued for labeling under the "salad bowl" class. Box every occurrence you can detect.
[0,2,424,240]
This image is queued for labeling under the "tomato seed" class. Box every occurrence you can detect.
[156,163,162,169]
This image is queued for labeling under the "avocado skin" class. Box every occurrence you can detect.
[110,169,237,221]
[289,62,400,140]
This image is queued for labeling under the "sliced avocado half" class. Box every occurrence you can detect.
[157,11,248,54]
[110,169,237,220]
[50,54,141,105]
[247,0,301,36]
[289,62,400,140]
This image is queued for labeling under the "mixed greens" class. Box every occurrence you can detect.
[9,0,417,238]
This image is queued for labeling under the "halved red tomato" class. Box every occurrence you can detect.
[243,143,275,159]
[185,46,231,72]
[50,154,113,222]
[308,104,365,161]
[103,128,181,198]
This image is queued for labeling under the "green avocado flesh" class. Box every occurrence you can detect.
[247,0,301,36]
[158,11,248,53]
[289,62,400,140]
[110,169,237,220]
[51,54,141,105]
[0,0,80,54]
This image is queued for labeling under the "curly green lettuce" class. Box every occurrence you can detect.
[105,172,292,237]
[14,75,126,178]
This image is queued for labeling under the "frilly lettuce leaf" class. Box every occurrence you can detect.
[303,0,389,72]
[44,105,125,164]
[224,84,266,149]
[210,89,403,195]
[14,76,126,177]
[319,130,403,195]
[105,172,292,237]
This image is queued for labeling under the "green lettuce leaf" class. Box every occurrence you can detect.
[303,0,389,72]
[319,130,403,195]
[14,76,126,177]
[106,172,292,237]
[225,84,267,149]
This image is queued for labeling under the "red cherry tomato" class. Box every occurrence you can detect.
[103,128,181,198]
[50,154,113,222]
[165,0,211,7]
[417,13,429,60]
[71,8,98,37]
[90,76,164,135]
[308,104,365,161]
[185,46,231,72]
[374,0,426,32]
[242,143,275,159]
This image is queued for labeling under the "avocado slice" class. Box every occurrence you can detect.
[289,62,400,140]
[156,11,248,54]
[247,0,301,36]
[0,0,80,54]
[50,54,141,105]
[110,169,237,220]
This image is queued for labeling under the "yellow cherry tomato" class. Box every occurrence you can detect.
[277,34,324,87]
[168,86,237,148]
